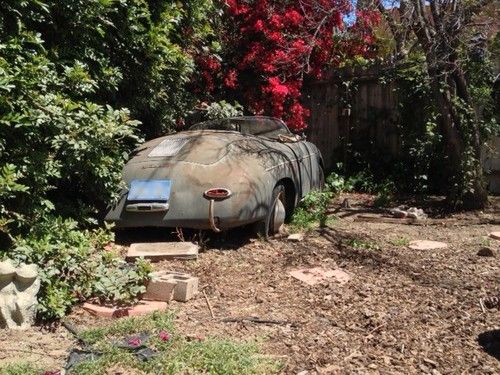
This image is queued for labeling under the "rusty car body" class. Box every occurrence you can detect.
[105,116,324,236]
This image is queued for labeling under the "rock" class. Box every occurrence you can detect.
[287,233,304,242]
[0,259,40,329]
[407,207,427,220]
[409,240,448,250]
[477,247,495,257]
[390,206,427,220]
[391,209,408,218]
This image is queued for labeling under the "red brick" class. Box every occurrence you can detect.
[82,300,168,318]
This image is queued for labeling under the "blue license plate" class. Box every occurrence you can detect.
[127,180,171,202]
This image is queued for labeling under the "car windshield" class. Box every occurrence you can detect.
[188,116,291,138]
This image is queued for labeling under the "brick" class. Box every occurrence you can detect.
[82,300,168,318]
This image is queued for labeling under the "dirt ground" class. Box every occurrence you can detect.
[1,194,499,374]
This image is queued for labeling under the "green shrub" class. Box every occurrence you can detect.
[1,218,152,320]
[291,190,334,231]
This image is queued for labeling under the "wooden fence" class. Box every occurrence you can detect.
[304,65,400,171]
[304,65,499,193]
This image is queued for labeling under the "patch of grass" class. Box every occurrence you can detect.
[72,312,280,375]
[0,362,41,375]
[391,237,410,247]
[345,238,380,251]
[479,237,491,247]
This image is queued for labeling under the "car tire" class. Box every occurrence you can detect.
[255,183,286,240]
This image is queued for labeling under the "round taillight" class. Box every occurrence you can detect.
[204,188,232,200]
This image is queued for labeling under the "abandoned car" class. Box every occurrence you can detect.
[105,116,324,236]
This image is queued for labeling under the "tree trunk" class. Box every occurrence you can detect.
[429,72,488,209]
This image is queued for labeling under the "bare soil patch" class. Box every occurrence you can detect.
[1,195,499,374]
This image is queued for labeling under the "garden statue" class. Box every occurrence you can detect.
[0,259,40,329]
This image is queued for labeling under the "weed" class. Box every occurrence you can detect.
[290,190,334,231]
[391,237,410,247]
[479,237,491,247]
[345,238,380,251]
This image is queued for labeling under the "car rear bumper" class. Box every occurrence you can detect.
[105,191,266,231]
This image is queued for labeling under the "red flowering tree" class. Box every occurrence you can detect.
[195,0,380,131]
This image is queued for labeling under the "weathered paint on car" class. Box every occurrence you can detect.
[105,116,324,233]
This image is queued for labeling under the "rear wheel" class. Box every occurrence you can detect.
[255,183,286,240]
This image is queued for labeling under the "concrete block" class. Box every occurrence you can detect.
[126,242,199,262]
[171,274,199,302]
[0,259,40,329]
[143,273,177,302]
[144,271,198,302]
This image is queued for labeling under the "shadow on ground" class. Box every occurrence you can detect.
[114,225,256,251]
[478,329,500,361]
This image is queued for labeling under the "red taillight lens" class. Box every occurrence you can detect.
[204,188,232,200]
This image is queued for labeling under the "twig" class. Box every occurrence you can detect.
[369,323,387,334]
[203,290,215,319]
[221,316,298,327]
[479,298,486,313]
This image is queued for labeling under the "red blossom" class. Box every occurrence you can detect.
[128,337,142,347]
[159,330,171,342]
[283,9,303,27]
[223,69,238,89]
[194,0,379,131]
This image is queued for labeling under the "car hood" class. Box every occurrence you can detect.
[126,130,276,166]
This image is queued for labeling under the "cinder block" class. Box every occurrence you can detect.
[143,271,198,303]
[143,273,177,302]
[171,274,199,302]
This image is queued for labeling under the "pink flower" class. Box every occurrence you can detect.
[43,372,61,375]
[159,330,171,342]
[128,337,142,347]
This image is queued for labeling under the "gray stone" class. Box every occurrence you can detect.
[287,233,304,242]
[126,242,199,261]
[0,259,40,329]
